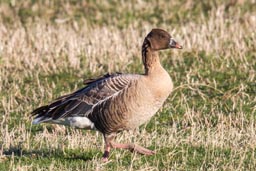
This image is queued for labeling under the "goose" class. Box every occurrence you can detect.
[32,28,182,161]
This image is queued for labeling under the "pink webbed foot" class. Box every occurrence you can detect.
[132,144,156,155]
[111,142,156,155]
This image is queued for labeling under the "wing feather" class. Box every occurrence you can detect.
[32,73,137,123]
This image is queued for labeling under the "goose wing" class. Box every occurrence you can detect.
[32,72,137,123]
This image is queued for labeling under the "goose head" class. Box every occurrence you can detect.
[145,28,182,51]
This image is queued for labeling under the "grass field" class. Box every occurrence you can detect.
[0,0,256,170]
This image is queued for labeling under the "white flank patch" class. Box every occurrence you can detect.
[64,117,95,129]
[32,116,95,129]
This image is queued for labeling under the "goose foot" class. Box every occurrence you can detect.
[130,144,156,155]
[102,134,155,161]
[102,150,110,162]
[101,143,112,162]
[111,142,156,155]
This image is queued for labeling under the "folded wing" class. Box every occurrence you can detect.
[32,73,136,124]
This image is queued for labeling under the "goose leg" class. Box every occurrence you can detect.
[102,143,111,162]
[110,141,156,155]
[102,134,115,162]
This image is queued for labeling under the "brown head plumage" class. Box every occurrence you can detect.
[145,28,182,50]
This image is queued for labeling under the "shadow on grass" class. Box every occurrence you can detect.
[2,146,94,162]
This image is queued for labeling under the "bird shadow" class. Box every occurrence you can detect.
[2,146,94,162]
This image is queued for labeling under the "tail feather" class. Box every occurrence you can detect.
[31,105,52,124]
[31,105,48,116]
[32,116,52,124]
[31,95,69,123]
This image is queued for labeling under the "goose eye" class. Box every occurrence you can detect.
[160,35,165,39]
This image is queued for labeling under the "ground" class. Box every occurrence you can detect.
[0,0,255,170]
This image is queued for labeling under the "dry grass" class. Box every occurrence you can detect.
[0,0,256,170]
